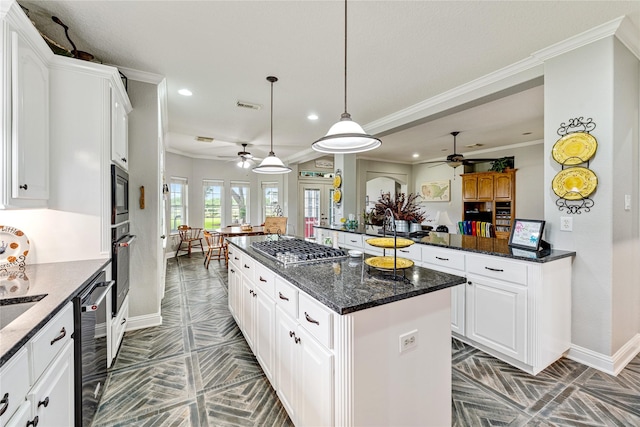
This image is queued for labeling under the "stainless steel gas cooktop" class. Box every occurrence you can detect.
[251,238,348,265]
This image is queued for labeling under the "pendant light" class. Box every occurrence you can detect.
[253,76,292,174]
[311,0,381,154]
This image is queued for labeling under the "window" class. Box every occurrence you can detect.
[170,177,187,232]
[203,180,223,230]
[262,182,279,220]
[230,181,250,224]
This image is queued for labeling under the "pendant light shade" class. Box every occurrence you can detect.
[254,76,292,174]
[312,0,381,154]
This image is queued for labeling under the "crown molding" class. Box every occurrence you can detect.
[116,66,165,84]
[615,16,640,60]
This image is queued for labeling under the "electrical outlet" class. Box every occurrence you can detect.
[560,216,572,232]
[399,329,418,354]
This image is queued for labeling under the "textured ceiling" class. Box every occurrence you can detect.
[18,0,640,165]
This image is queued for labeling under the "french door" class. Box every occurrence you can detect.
[298,182,336,239]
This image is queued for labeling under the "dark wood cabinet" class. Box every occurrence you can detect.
[461,170,516,239]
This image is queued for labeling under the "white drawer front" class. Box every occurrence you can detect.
[298,292,333,349]
[0,348,29,424]
[29,303,73,383]
[467,254,527,285]
[241,255,255,282]
[275,278,298,319]
[112,296,130,359]
[342,233,363,249]
[228,245,241,268]
[255,263,276,300]
[421,246,465,272]
[393,244,422,262]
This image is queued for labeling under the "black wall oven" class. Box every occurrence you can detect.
[73,270,114,426]
[112,222,135,317]
[111,164,129,225]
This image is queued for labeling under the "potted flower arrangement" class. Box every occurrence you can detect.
[373,193,426,232]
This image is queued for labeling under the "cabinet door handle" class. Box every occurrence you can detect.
[278,292,289,301]
[0,393,8,416]
[50,327,66,345]
[435,256,449,261]
[27,416,39,427]
[244,264,250,269]
[468,281,473,285]
[399,249,409,253]
[121,318,127,325]
[19,184,28,190]
[234,256,240,260]
[294,336,301,344]
[349,239,357,243]
[485,267,504,272]
[249,289,254,295]
[289,330,295,338]
[121,157,127,163]
[38,396,50,408]
[259,276,267,282]
[304,312,320,325]
[230,269,235,273]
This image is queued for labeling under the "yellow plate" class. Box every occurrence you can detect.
[365,256,413,270]
[552,167,598,200]
[333,189,342,203]
[333,174,342,188]
[552,132,597,165]
[365,237,415,249]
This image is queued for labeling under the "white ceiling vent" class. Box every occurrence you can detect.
[236,100,262,110]
[195,136,214,143]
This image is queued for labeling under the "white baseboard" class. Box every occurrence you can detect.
[567,333,640,376]
[125,312,163,332]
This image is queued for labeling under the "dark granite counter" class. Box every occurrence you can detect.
[228,236,466,315]
[314,225,576,263]
[0,258,110,366]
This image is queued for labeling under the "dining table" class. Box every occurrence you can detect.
[215,225,266,237]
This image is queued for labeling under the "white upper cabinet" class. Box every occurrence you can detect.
[1,2,52,208]
[111,87,129,170]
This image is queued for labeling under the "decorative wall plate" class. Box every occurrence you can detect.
[552,167,598,200]
[552,132,597,165]
[333,174,342,188]
[365,237,415,249]
[365,256,413,270]
[0,226,30,268]
[333,189,342,203]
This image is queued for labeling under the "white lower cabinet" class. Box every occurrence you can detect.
[466,274,527,361]
[4,400,32,427]
[0,348,29,425]
[28,341,74,427]
[275,306,333,427]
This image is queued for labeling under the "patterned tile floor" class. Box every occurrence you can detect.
[93,255,640,426]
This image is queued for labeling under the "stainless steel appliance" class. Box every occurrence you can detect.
[111,222,135,317]
[111,164,129,225]
[73,270,114,427]
[251,238,347,265]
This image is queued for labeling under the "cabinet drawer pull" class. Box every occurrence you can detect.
[121,157,127,163]
[349,239,357,243]
[244,264,250,269]
[435,256,449,261]
[121,318,127,325]
[38,397,49,408]
[468,281,472,285]
[485,266,504,272]
[234,256,240,260]
[399,249,409,253]
[27,415,39,427]
[295,336,301,344]
[230,269,235,273]
[304,312,320,325]
[278,292,289,301]
[249,289,254,295]
[259,276,267,282]
[50,327,66,345]
[19,184,28,190]
[0,393,8,416]
[289,330,295,338]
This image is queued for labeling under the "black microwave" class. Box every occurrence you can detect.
[111,164,129,225]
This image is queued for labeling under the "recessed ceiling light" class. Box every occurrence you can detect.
[308,114,319,120]
[178,89,192,96]
[412,153,419,158]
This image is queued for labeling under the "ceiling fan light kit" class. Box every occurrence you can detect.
[253,76,292,174]
[312,0,381,154]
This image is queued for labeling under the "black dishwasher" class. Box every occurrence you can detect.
[73,270,114,427]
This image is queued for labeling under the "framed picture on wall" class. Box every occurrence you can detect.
[508,219,546,251]
[421,180,450,202]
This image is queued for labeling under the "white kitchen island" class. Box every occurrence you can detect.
[227,236,465,427]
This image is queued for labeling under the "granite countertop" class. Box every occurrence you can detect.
[228,236,466,315]
[0,258,110,366]
[314,225,576,263]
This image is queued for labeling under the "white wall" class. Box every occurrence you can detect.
[544,36,640,357]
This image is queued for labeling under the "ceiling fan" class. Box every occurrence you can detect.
[423,131,501,168]
[220,143,262,168]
